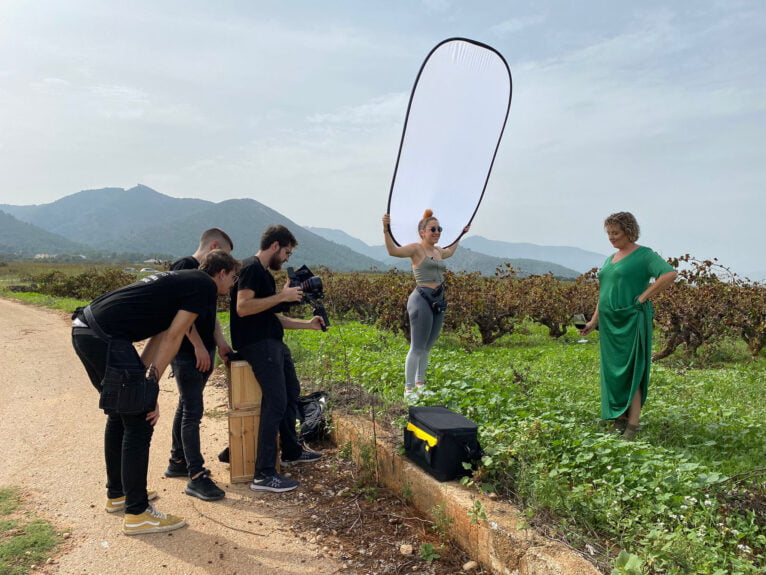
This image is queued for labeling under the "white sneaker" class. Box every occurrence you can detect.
[415,384,432,397]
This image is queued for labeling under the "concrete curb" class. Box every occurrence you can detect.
[331,414,601,575]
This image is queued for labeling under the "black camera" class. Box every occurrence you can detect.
[287,265,329,331]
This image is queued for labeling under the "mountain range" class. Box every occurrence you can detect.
[306,227,606,274]
[0,185,603,277]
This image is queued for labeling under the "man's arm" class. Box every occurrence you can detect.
[213,316,232,364]
[186,323,212,372]
[140,310,199,426]
[277,314,325,331]
[141,310,199,379]
[236,280,303,318]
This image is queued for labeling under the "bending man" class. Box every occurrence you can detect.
[72,250,240,534]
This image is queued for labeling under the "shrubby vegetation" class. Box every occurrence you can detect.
[320,256,765,357]
[21,268,139,301]
[6,254,764,357]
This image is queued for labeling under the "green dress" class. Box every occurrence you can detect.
[597,246,674,419]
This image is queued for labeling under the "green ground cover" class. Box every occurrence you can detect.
[285,321,766,575]
[0,487,60,575]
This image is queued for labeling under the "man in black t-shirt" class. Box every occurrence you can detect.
[231,225,324,493]
[164,229,234,502]
[72,250,240,535]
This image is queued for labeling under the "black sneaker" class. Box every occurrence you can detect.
[163,459,189,478]
[280,449,322,467]
[185,473,225,501]
[249,473,299,493]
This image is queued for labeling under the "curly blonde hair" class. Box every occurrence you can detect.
[604,212,640,242]
[418,209,438,232]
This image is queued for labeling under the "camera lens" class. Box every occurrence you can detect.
[303,276,322,293]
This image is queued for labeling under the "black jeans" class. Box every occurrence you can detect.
[169,351,213,477]
[239,339,302,477]
[71,329,152,515]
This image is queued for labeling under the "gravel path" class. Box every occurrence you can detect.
[0,297,342,575]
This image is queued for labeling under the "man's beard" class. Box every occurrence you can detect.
[268,253,282,271]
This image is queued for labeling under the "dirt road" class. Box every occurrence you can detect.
[0,298,342,575]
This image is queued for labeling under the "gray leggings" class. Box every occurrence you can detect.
[405,288,445,387]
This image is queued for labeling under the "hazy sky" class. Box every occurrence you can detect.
[1,1,764,277]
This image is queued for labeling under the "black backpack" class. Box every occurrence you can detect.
[298,391,328,442]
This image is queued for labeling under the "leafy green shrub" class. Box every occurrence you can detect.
[28,268,136,300]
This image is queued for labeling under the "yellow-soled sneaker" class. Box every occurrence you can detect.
[123,505,185,535]
[105,489,158,513]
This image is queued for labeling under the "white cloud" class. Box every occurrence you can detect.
[490,14,546,36]
[307,93,407,126]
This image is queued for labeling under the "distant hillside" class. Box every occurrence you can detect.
[307,227,581,278]
[443,248,580,278]
[1,187,383,271]
[2,188,585,276]
[305,227,384,261]
[0,185,209,246]
[461,236,606,273]
[0,210,90,256]
[130,199,384,271]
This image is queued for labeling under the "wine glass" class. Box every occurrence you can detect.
[573,313,588,343]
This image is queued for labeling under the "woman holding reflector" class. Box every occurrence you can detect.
[383,211,469,400]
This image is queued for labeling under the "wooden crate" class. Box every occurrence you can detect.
[228,409,259,483]
[228,360,262,410]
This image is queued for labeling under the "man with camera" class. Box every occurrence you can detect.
[71,250,240,534]
[230,225,324,493]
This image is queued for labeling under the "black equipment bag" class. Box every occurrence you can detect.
[298,391,328,442]
[403,406,482,482]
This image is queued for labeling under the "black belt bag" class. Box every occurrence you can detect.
[417,285,447,314]
[76,306,159,415]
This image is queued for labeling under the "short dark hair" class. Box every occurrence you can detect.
[199,249,240,276]
[260,225,297,251]
[200,228,234,251]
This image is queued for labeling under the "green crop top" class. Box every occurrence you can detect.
[413,257,446,284]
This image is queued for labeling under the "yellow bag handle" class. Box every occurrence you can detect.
[407,422,438,448]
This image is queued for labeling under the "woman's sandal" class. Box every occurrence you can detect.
[613,414,629,434]
[621,424,640,441]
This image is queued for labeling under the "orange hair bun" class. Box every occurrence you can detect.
[422,209,433,219]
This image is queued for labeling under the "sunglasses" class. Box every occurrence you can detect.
[231,274,239,284]
[429,226,443,233]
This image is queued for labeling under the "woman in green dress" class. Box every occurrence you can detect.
[579,212,677,440]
